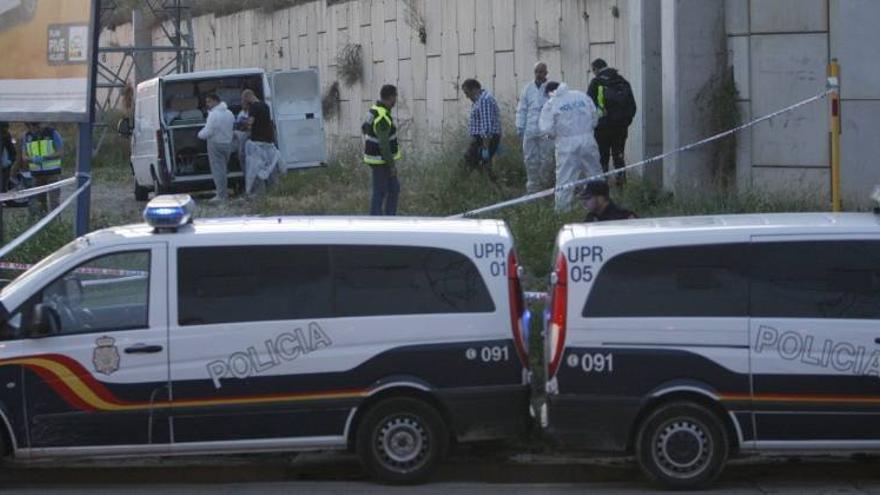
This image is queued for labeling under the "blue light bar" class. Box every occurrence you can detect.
[144,195,195,230]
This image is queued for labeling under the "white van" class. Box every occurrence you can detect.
[0,196,531,484]
[544,210,880,489]
[125,68,327,201]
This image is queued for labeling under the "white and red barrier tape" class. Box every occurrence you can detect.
[0,261,147,278]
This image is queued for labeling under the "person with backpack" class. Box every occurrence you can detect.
[587,59,637,187]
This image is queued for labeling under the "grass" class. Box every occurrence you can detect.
[2,126,827,290]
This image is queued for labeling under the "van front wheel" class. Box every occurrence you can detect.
[635,401,729,490]
[356,397,448,485]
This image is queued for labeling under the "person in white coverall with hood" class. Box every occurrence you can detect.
[539,81,602,213]
[198,93,235,203]
[516,62,555,193]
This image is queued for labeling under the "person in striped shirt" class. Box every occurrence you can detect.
[462,79,502,180]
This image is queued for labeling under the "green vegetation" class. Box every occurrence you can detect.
[2,126,825,289]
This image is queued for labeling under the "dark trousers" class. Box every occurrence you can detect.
[595,126,629,184]
[370,165,400,216]
[464,135,501,172]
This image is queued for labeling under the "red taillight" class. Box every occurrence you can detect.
[547,252,568,379]
[508,249,529,367]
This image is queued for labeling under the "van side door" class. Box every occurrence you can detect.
[749,236,880,446]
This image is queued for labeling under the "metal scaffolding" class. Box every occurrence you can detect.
[94,0,195,154]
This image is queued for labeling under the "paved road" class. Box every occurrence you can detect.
[2,452,880,494]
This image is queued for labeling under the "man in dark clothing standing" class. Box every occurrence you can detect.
[363,84,402,216]
[241,89,280,196]
[587,59,637,187]
[580,180,636,223]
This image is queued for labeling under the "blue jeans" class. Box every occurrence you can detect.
[370,165,400,216]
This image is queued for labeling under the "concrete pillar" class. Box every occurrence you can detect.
[624,0,663,186]
[133,7,154,84]
[661,0,726,196]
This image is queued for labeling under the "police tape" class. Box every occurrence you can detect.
[0,176,78,203]
[452,88,836,219]
[525,291,548,303]
[0,179,92,260]
[0,261,147,278]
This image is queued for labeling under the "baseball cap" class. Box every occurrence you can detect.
[578,180,610,200]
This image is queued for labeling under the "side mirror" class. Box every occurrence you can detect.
[117,117,132,137]
[30,303,60,338]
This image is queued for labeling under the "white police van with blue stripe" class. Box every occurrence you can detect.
[544,194,880,489]
[0,196,531,484]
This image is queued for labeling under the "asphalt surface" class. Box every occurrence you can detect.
[2,450,880,493]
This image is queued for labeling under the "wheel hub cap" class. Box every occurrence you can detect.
[653,419,712,479]
[375,415,429,472]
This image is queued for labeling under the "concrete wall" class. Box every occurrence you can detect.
[662,0,726,196]
[724,0,880,208]
[111,0,639,157]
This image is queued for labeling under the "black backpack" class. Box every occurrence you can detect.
[600,79,637,127]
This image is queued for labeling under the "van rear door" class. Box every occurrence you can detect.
[132,78,161,188]
[270,70,327,171]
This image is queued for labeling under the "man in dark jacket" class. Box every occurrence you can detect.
[580,180,636,223]
[587,59,637,187]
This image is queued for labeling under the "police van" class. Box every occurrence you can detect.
[544,206,880,488]
[0,196,531,484]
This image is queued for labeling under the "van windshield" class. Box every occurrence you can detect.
[0,238,89,298]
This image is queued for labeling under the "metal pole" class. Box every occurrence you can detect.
[0,163,5,245]
[75,123,92,237]
[77,0,102,237]
[828,59,842,213]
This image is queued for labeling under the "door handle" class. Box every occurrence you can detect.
[875,338,880,345]
[124,344,164,355]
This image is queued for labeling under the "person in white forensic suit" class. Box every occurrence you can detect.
[198,93,235,203]
[516,62,555,193]
[539,82,602,213]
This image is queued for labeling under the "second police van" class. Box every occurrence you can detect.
[544,207,880,489]
[0,196,531,484]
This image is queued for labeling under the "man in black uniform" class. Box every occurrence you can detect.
[587,59,637,187]
[580,180,636,223]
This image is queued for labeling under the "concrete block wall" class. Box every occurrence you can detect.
[159,0,633,156]
[725,0,880,207]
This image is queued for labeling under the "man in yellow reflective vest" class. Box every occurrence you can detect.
[22,122,64,216]
[362,85,402,216]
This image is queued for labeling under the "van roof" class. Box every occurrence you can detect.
[87,216,510,245]
[561,212,880,241]
[157,68,265,83]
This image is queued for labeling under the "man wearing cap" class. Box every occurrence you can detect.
[581,180,637,223]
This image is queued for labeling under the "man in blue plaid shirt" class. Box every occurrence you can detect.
[462,79,502,178]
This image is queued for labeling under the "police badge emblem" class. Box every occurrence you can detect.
[93,336,121,375]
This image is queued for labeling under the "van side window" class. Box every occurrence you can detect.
[177,246,333,326]
[332,246,495,317]
[30,251,150,336]
[750,241,880,319]
[583,244,748,318]
[177,245,495,326]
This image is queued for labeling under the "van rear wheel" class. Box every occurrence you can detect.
[635,401,728,490]
[356,397,448,485]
